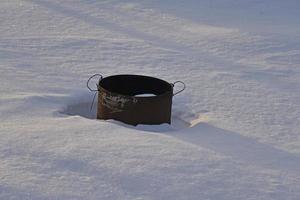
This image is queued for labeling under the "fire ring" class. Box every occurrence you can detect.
[87,74,185,126]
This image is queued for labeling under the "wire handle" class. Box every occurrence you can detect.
[87,74,103,92]
[87,74,103,111]
[172,81,186,96]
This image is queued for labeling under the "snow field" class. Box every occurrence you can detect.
[1,0,300,199]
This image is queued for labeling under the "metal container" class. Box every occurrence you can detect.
[87,74,185,126]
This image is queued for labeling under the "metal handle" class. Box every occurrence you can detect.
[87,74,103,92]
[172,81,186,96]
[87,74,103,111]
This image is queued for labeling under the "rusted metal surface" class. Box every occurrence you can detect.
[88,74,185,126]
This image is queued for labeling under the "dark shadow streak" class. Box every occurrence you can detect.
[168,123,300,174]
[27,0,178,49]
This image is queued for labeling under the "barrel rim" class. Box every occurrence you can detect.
[98,74,173,99]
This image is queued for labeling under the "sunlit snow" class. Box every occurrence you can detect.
[1,0,300,199]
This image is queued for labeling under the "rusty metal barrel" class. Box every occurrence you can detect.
[87,74,185,126]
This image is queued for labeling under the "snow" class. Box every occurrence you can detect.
[134,94,156,97]
[1,0,300,199]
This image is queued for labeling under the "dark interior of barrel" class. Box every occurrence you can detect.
[99,75,172,96]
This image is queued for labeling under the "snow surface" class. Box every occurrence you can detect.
[1,0,300,199]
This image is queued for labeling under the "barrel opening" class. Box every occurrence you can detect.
[99,75,172,97]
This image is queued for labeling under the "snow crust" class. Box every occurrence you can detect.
[1,0,300,199]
